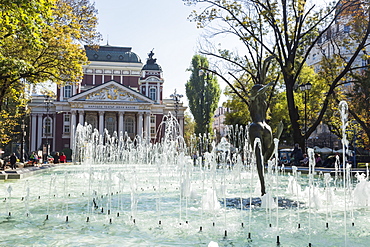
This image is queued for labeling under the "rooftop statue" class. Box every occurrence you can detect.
[147,49,157,64]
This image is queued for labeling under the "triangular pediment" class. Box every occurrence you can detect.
[68,80,154,104]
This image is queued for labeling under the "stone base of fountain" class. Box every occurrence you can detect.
[221,197,302,209]
[0,164,62,180]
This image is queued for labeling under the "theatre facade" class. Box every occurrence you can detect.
[28,45,186,155]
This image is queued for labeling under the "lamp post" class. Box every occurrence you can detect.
[299,82,312,151]
[44,95,52,161]
[20,120,26,163]
[170,89,183,119]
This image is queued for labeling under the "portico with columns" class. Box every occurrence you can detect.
[27,45,186,156]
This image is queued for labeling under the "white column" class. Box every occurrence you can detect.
[78,110,84,125]
[37,114,43,151]
[118,111,124,137]
[60,87,64,101]
[99,111,104,134]
[137,113,143,137]
[157,82,160,103]
[146,83,149,97]
[144,112,150,139]
[70,110,77,148]
[31,114,37,151]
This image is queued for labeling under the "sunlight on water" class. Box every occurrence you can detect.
[0,110,369,246]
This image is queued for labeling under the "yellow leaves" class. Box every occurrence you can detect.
[0,0,55,48]
[297,0,306,14]
[0,0,99,109]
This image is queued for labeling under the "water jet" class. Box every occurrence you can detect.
[0,108,369,246]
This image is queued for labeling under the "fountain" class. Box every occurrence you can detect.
[1,106,370,246]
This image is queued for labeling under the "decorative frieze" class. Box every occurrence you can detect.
[85,85,138,102]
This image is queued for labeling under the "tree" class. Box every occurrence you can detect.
[0,82,27,147]
[186,54,221,135]
[183,111,196,148]
[184,0,370,151]
[0,0,101,110]
[0,0,53,48]
[0,0,101,150]
[344,69,370,147]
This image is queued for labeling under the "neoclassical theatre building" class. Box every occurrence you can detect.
[28,45,186,155]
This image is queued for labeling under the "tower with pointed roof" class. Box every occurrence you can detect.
[139,50,164,104]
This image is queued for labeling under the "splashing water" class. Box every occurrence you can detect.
[0,110,370,246]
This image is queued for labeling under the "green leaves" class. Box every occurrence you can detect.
[186,55,221,135]
[0,0,101,146]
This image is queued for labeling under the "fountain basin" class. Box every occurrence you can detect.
[1,163,369,246]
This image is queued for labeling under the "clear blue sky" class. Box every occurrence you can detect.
[93,0,207,107]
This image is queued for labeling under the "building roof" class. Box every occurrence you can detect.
[85,45,141,63]
[142,50,162,71]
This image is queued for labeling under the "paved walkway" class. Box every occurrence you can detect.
[0,163,70,180]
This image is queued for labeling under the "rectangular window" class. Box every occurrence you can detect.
[64,125,70,133]
[125,117,134,134]
[149,88,156,101]
[64,114,70,122]
[150,126,156,135]
[64,114,70,133]
[150,116,155,124]
[44,118,52,135]
[64,85,72,98]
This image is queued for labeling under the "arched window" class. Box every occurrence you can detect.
[43,117,52,136]
[85,114,97,130]
[125,117,135,134]
[64,85,72,98]
[105,114,116,134]
[149,87,156,101]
